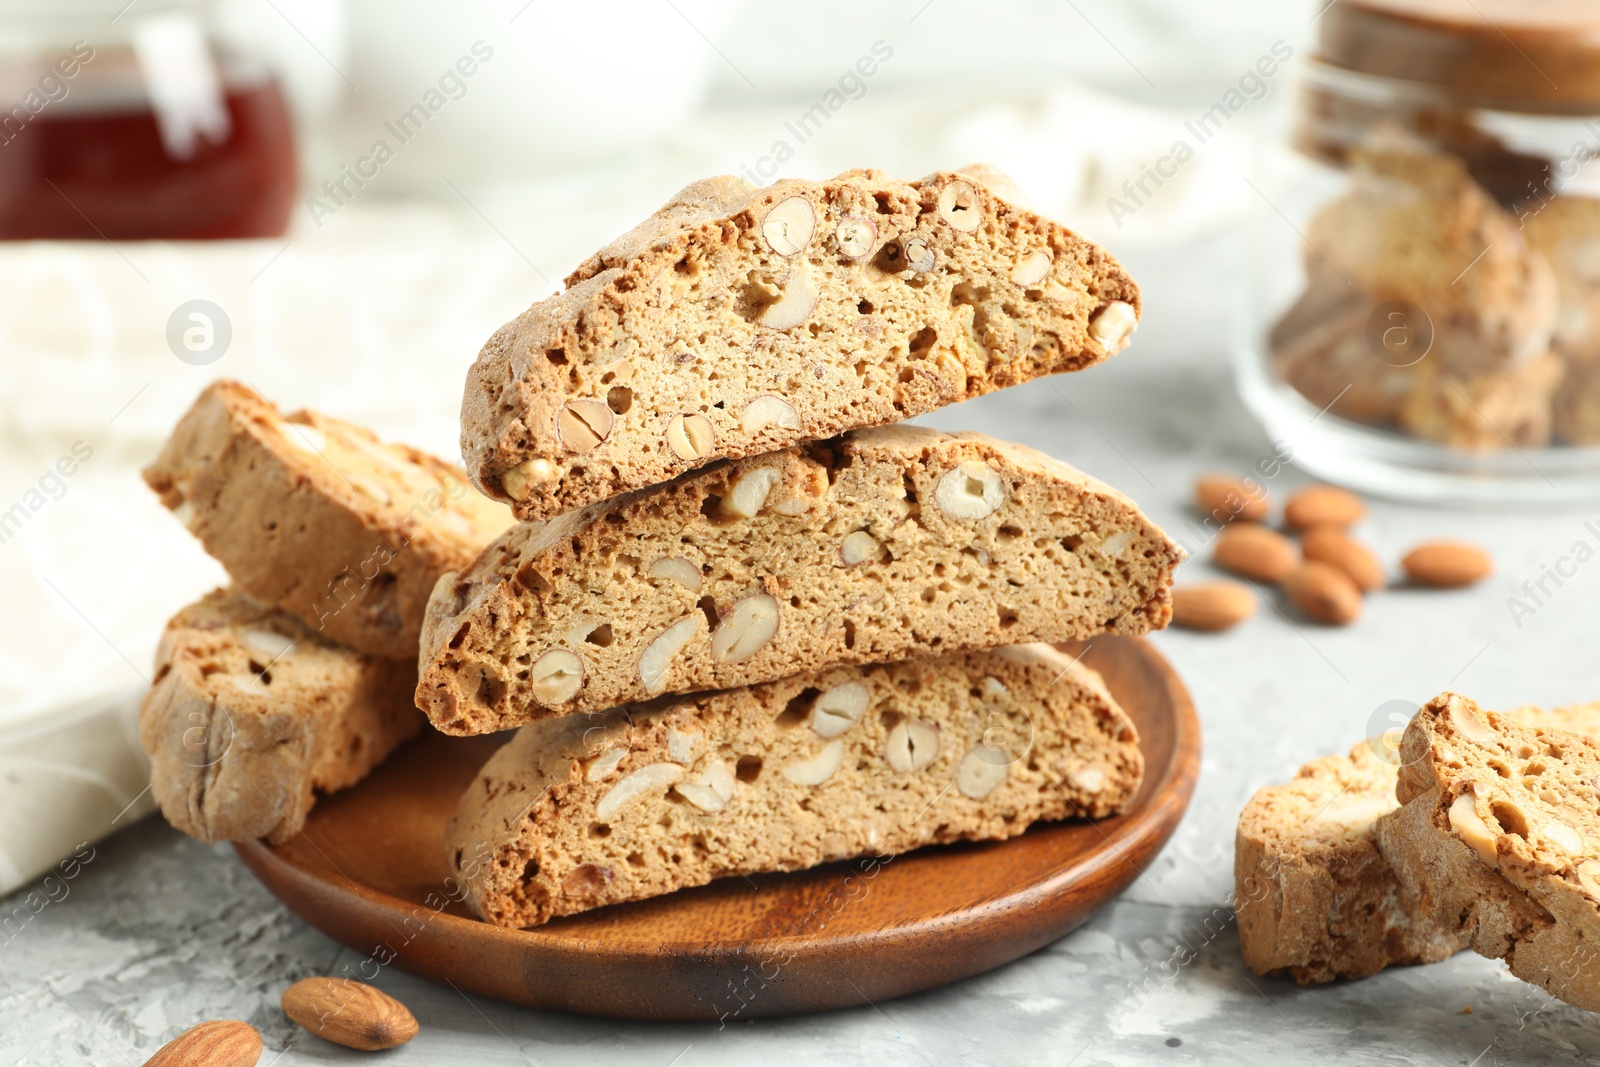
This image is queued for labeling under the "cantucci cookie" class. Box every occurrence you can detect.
[1238,700,1600,984]
[1377,694,1600,1011]
[460,166,1142,521]
[144,380,512,659]
[417,425,1182,735]
[446,643,1142,928]
[139,588,422,844]
[1236,738,1467,983]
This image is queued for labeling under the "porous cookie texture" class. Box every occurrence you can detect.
[417,425,1182,735]
[144,380,512,659]
[1238,701,1600,984]
[139,588,422,844]
[1236,738,1467,983]
[446,644,1143,928]
[1376,693,1600,1012]
[461,166,1142,522]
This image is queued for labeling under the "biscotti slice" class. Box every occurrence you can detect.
[1236,738,1468,983]
[1298,148,1556,378]
[1376,693,1600,1012]
[418,425,1182,734]
[447,643,1142,928]
[139,588,422,844]
[462,166,1141,522]
[1237,700,1600,985]
[144,380,512,659]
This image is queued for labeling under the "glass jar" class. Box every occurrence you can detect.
[0,0,296,239]
[1239,0,1600,502]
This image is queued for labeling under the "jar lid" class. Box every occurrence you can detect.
[1319,0,1600,114]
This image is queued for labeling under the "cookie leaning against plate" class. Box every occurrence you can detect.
[417,424,1183,735]
[447,643,1142,928]
[140,588,422,844]
[144,380,512,659]
[462,166,1142,522]
[1377,693,1600,1013]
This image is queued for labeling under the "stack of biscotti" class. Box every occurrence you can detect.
[1236,693,1600,1008]
[425,166,1185,926]
[139,380,512,843]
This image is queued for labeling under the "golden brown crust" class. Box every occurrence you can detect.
[447,644,1142,927]
[143,381,512,659]
[1235,740,1466,983]
[417,426,1182,735]
[139,588,421,844]
[460,167,1141,521]
[1376,693,1600,1012]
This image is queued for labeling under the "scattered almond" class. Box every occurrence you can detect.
[1284,561,1362,625]
[281,977,418,1051]
[143,1020,262,1067]
[1194,474,1268,525]
[1401,540,1492,588]
[1213,523,1298,583]
[1283,485,1365,531]
[1300,525,1385,592]
[1171,582,1257,631]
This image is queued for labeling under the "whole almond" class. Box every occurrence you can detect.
[1284,485,1365,531]
[1402,540,1492,588]
[1171,582,1257,631]
[281,977,418,1051]
[143,1020,262,1067]
[1213,523,1298,583]
[1300,525,1385,592]
[1194,474,1268,525]
[1284,561,1362,625]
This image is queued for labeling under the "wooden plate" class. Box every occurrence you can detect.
[235,635,1199,1021]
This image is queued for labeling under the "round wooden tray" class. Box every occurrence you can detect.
[235,636,1199,1021]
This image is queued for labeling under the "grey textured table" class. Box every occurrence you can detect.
[7,233,1600,1066]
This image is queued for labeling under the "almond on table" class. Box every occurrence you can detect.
[1300,525,1385,592]
[141,1020,262,1067]
[1171,582,1256,631]
[459,166,1142,522]
[1284,561,1362,625]
[1283,485,1366,531]
[1194,473,1269,524]
[281,977,418,1051]
[1401,540,1492,587]
[1213,523,1298,583]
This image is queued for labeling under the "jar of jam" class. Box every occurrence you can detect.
[0,0,296,240]
[1239,0,1600,502]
